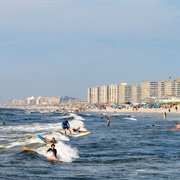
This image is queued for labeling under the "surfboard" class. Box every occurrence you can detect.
[37,134,46,143]
[76,131,90,136]
[168,127,180,131]
[46,156,63,162]
[22,146,36,151]
[60,131,90,137]
[22,146,63,163]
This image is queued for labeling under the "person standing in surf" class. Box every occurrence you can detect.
[62,118,72,135]
[164,112,167,120]
[107,117,110,126]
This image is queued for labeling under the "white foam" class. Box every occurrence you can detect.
[0,112,87,163]
[122,117,137,121]
[36,141,79,162]
[70,113,85,121]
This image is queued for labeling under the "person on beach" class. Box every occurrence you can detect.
[175,106,178,112]
[62,118,72,135]
[72,126,81,133]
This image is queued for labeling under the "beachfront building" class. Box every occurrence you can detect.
[108,84,118,103]
[132,84,141,104]
[118,83,132,103]
[155,96,180,103]
[8,99,24,106]
[175,79,180,97]
[48,96,60,106]
[24,96,60,106]
[158,78,180,98]
[160,78,173,97]
[141,81,159,101]
[99,86,108,103]
[87,88,92,103]
[25,96,36,106]
[87,77,180,104]
[39,97,49,106]
[88,87,99,104]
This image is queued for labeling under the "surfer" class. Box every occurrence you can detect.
[107,117,110,126]
[62,118,72,135]
[151,124,155,128]
[72,126,81,133]
[47,144,57,158]
[22,144,63,162]
[45,137,57,144]
[0,122,5,125]
[176,124,180,129]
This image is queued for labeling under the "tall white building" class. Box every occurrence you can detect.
[88,87,99,104]
[108,84,118,103]
[99,86,108,103]
[141,81,159,101]
[87,78,180,104]
[119,83,132,103]
[132,84,141,103]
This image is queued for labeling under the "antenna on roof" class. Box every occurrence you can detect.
[169,77,172,82]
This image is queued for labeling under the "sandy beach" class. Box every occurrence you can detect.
[86,106,180,115]
[1,104,180,115]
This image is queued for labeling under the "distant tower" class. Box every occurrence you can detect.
[169,77,172,82]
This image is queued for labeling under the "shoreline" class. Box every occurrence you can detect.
[1,105,180,115]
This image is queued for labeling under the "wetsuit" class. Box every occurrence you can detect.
[62,120,70,130]
[47,148,57,158]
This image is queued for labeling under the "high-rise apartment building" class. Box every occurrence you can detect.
[88,87,99,104]
[119,83,132,103]
[87,78,180,104]
[8,99,23,106]
[87,88,92,103]
[141,81,159,100]
[48,97,60,105]
[159,78,180,98]
[99,86,108,103]
[108,84,118,103]
[132,84,141,103]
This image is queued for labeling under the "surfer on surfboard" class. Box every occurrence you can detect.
[72,126,81,133]
[47,143,57,158]
[22,143,63,162]
[45,137,57,144]
[62,118,72,135]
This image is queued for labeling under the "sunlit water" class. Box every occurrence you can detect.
[1,108,180,179]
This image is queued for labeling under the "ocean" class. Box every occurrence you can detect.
[1,108,180,179]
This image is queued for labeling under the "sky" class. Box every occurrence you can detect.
[0,0,180,103]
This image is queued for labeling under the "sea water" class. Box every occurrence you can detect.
[1,108,180,179]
